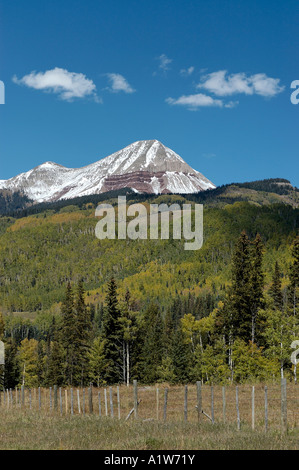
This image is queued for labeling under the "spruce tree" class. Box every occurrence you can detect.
[289,235,299,317]
[46,319,65,386]
[4,338,20,389]
[140,303,164,383]
[61,283,77,385]
[228,231,252,341]
[170,326,192,383]
[101,278,122,383]
[270,261,283,310]
[250,233,265,344]
[74,279,91,385]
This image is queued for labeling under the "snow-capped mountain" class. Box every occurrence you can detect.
[0,140,215,202]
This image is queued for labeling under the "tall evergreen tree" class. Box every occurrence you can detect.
[250,233,265,344]
[101,278,122,383]
[289,235,299,317]
[74,279,91,385]
[46,319,65,386]
[61,283,78,385]
[170,325,193,383]
[140,303,164,383]
[227,231,252,341]
[270,261,283,310]
[4,338,20,389]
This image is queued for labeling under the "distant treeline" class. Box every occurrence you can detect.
[0,190,33,215]
[232,178,298,195]
[1,178,298,218]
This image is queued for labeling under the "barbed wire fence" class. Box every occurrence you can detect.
[0,378,297,432]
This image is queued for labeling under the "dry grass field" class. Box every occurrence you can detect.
[1,383,299,450]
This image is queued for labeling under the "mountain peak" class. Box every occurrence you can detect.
[0,140,215,202]
[37,161,65,169]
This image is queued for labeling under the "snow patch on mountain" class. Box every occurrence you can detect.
[0,140,215,202]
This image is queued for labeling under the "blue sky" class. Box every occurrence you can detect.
[0,0,298,187]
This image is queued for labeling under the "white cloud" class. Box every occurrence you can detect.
[180,66,195,77]
[106,73,135,93]
[250,73,284,97]
[224,100,239,108]
[197,70,284,97]
[166,93,223,110]
[12,67,98,101]
[157,54,172,72]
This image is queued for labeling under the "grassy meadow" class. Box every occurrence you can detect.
[1,383,299,450]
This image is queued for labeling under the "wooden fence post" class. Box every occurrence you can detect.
[252,386,255,430]
[88,387,93,414]
[50,387,52,410]
[133,380,138,419]
[77,389,81,414]
[54,385,58,411]
[65,389,68,414]
[109,387,114,418]
[59,387,62,415]
[38,387,41,411]
[163,388,168,422]
[265,386,268,432]
[184,385,188,422]
[29,389,32,410]
[83,388,86,415]
[104,388,108,416]
[236,386,240,431]
[197,382,202,423]
[156,387,159,421]
[98,391,101,416]
[71,388,74,415]
[222,386,226,423]
[281,378,287,432]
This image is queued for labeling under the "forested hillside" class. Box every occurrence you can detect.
[0,186,298,388]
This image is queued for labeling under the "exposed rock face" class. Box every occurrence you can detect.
[0,140,215,202]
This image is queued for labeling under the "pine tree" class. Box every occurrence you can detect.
[289,235,299,318]
[61,283,77,385]
[4,338,20,389]
[227,231,252,342]
[101,278,122,383]
[46,319,65,386]
[140,303,164,383]
[170,326,193,383]
[288,236,299,383]
[74,279,91,385]
[250,233,265,344]
[270,261,283,310]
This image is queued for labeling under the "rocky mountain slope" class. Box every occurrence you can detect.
[0,140,215,202]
